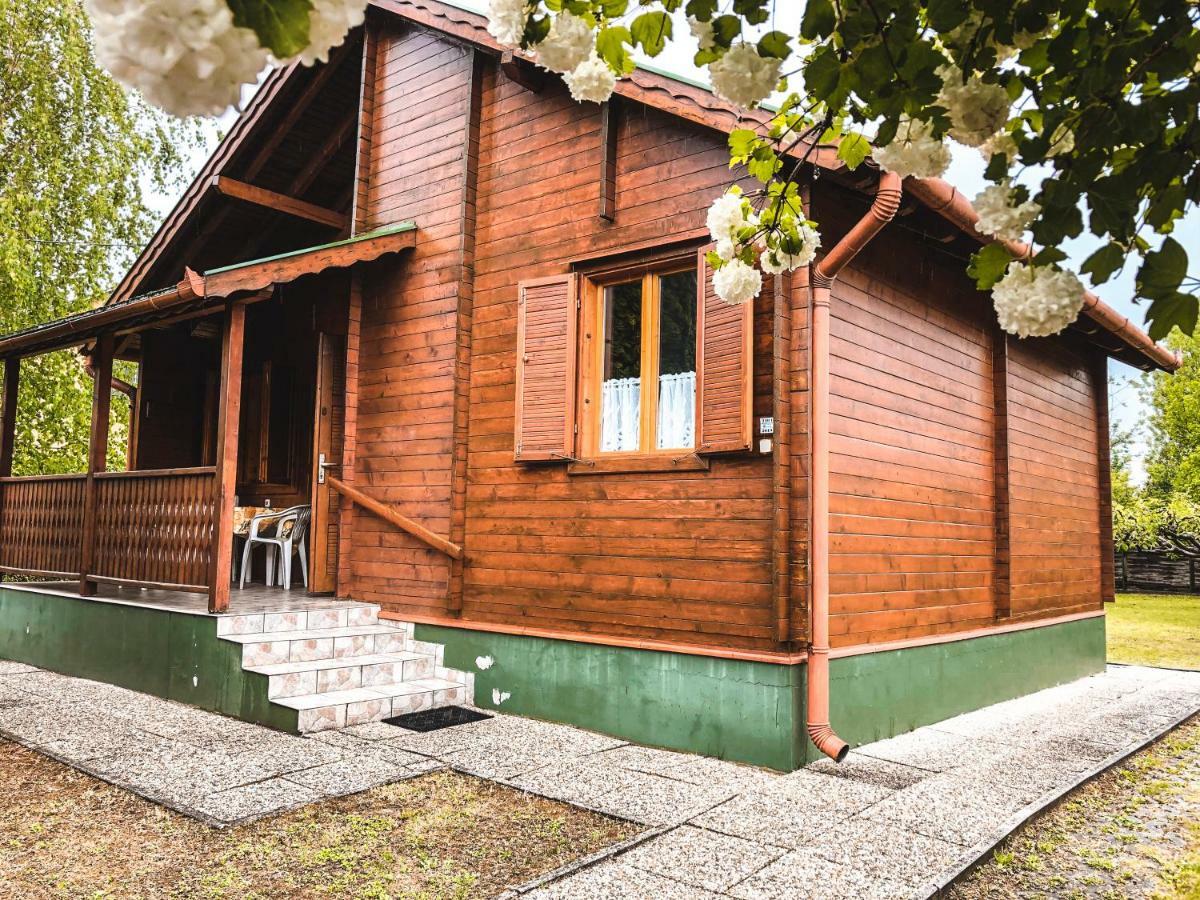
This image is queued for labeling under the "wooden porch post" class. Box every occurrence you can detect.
[0,357,19,477]
[208,301,246,613]
[80,334,114,596]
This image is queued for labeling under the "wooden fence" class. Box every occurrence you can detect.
[0,467,217,592]
[1116,550,1200,594]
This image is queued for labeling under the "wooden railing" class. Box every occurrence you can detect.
[0,466,217,592]
[0,474,88,578]
[92,467,217,592]
[327,475,463,559]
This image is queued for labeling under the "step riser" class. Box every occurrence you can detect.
[242,630,410,667]
[296,683,468,732]
[267,656,435,699]
[217,606,380,637]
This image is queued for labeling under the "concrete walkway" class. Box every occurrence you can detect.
[0,661,1197,899]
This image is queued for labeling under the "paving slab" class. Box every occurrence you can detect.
[0,660,1197,896]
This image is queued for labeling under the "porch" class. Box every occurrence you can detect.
[0,224,418,612]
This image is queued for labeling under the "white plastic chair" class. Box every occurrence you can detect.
[239,510,284,589]
[262,505,312,590]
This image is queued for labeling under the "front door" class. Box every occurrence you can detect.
[309,331,345,593]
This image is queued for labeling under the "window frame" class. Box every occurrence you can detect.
[578,252,700,460]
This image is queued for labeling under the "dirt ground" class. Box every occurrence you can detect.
[0,739,638,899]
[950,715,1200,900]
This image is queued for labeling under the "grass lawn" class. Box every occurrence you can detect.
[950,716,1200,900]
[0,740,637,899]
[1109,593,1200,670]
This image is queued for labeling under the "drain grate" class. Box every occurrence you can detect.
[384,705,493,732]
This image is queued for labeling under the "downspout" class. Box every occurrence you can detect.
[807,169,903,761]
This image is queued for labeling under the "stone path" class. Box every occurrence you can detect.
[0,660,1197,899]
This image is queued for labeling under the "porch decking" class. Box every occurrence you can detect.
[0,580,473,733]
[1,580,356,617]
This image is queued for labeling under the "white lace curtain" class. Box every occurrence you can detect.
[600,371,695,452]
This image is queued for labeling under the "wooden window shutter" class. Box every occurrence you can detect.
[514,274,578,462]
[696,247,753,453]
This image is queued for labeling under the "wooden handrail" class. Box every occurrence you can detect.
[326,475,463,560]
[96,465,217,479]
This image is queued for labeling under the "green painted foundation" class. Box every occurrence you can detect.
[418,615,1106,771]
[0,587,297,732]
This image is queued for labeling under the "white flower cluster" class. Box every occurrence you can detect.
[86,0,268,116]
[486,0,529,46]
[563,52,616,103]
[689,16,716,51]
[708,43,781,109]
[295,0,368,66]
[713,259,763,305]
[535,11,593,73]
[706,189,758,262]
[759,223,821,275]
[87,0,367,116]
[874,116,952,179]
[937,65,1010,148]
[973,179,1041,242]
[992,262,1085,338]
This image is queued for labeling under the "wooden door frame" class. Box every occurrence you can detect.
[309,331,341,594]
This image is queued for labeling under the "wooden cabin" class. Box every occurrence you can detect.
[0,0,1178,769]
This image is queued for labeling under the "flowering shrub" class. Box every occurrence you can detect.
[86,0,1200,341]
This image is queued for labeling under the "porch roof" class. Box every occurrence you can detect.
[0,222,416,360]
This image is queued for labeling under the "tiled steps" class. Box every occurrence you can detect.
[216,603,472,733]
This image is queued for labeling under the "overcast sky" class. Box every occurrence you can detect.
[158,1,1199,482]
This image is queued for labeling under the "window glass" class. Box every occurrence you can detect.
[656,270,697,449]
[601,280,642,451]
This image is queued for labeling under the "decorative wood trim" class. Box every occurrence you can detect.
[447,49,485,616]
[351,23,380,234]
[337,272,364,597]
[328,475,463,559]
[208,301,246,613]
[567,229,709,271]
[772,275,791,647]
[0,358,19,478]
[567,454,709,476]
[1094,353,1116,604]
[992,325,1012,620]
[80,333,113,596]
[598,98,618,223]
[211,176,348,229]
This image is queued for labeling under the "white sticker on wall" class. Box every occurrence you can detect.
[492,688,511,705]
[475,655,494,670]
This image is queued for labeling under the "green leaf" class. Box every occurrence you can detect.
[1146,293,1198,341]
[685,0,717,19]
[596,26,635,75]
[836,132,870,170]
[711,15,741,46]
[800,0,835,40]
[1080,243,1126,286]
[1138,238,1189,302]
[968,244,1013,290]
[728,128,758,160]
[757,31,791,60]
[630,11,672,57]
[803,47,841,101]
[1032,247,1067,266]
[227,0,312,57]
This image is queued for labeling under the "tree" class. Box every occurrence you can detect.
[0,0,202,475]
[1144,329,1200,501]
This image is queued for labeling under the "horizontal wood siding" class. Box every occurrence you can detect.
[1006,337,1102,618]
[825,223,997,647]
[350,27,474,613]
[458,68,776,651]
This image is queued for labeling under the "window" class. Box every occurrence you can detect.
[585,264,698,455]
[512,248,753,467]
